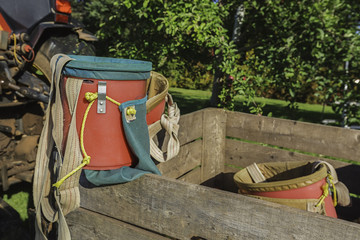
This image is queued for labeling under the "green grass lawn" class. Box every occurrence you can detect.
[0,182,31,221]
[169,87,341,125]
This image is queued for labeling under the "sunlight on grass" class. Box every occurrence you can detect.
[3,191,29,221]
[169,87,340,124]
[169,87,212,114]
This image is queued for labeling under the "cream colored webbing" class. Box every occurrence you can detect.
[313,160,351,207]
[246,163,266,183]
[33,54,82,240]
[148,94,180,162]
[146,71,169,113]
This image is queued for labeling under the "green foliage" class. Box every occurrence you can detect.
[235,0,360,118]
[2,191,29,221]
[80,0,360,117]
[83,0,238,92]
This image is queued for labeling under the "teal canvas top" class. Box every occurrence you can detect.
[62,55,152,80]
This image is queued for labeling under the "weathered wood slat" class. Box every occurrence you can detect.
[226,111,360,162]
[79,174,360,240]
[158,140,202,179]
[178,109,203,145]
[225,138,351,169]
[201,108,226,181]
[67,208,171,240]
[178,167,201,184]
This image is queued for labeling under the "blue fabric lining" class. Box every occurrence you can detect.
[62,55,151,80]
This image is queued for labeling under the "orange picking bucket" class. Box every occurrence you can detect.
[75,79,146,170]
[61,55,152,170]
[234,161,338,218]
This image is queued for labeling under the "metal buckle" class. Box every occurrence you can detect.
[97,81,106,114]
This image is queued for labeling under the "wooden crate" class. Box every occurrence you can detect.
[66,108,360,239]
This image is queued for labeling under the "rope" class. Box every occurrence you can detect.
[53,91,133,188]
[315,183,329,208]
[13,34,22,65]
[52,156,90,188]
[315,174,337,208]
[328,174,337,207]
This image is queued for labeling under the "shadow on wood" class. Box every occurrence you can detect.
[336,165,360,222]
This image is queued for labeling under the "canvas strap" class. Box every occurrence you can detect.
[148,94,180,162]
[33,54,83,240]
[313,160,351,206]
[246,163,266,183]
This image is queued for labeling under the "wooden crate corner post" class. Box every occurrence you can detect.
[201,108,227,182]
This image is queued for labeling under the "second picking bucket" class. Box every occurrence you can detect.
[234,161,338,218]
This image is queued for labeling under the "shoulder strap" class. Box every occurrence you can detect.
[148,94,180,162]
[33,54,82,240]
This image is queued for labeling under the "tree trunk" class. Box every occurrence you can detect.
[209,5,245,108]
[210,68,223,107]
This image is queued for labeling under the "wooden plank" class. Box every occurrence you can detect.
[226,111,360,162]
[201,108,226,181]
[178,167,201,184]
[225,138,351,169]
[178,109,203,145]
[157,140,202,179]
[79,174,360,240]
[67,207,171,240]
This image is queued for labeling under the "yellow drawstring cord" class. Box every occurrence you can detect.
[328,174,337,207]
[13,34,22,65]
[53,92,126,188]
[52,156,91,188]
[315,183,329,207]
[315,174,337,208]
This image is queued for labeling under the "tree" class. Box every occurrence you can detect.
[232,0,360,119]
[80,0,360,120]
[82,0,247,109]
